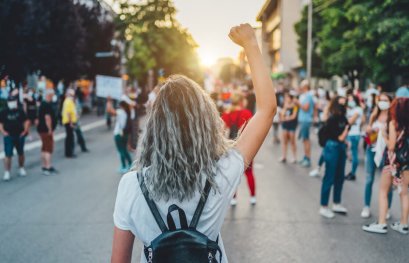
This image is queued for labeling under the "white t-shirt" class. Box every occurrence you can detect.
[347,107,363,136]
[113,108,127,136]
[113,149,244,263]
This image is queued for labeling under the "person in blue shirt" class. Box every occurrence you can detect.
[396,84,409,98]
[295,80,314,167]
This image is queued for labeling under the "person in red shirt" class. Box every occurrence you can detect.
[222,92,256,205]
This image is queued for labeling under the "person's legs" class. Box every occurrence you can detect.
[378,169,393,225]
[333,143,347,204]
[273,123,280,143]
[299,122,311,165]
[65,124,74,157]
[245,162,255,197]
[75,125,88,152]
[399,171,409,225]
[280,130,288,160]
[321,142,338,207]
[304,139,311,160]
[349,135,360,176]
[4,157,11,171]
[15,136,26,168]
[114,135,127,168]
[122,135,133,166]
[364,148,376,207]
[3,136,13,172]
[318,152,325,167]
[289,131,297,161]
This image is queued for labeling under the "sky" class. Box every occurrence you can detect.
[173,0,266,65]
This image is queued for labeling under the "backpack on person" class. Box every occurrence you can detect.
[396,130,409,166]
[318,123,329,147]
[229,111,241,140]
[138,173,222,263]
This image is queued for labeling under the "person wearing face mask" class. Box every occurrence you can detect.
[319,96,350,218]
[363,98,409,234]
[360,93,393,219]
[0,97,30,181]
[345,94,364,181]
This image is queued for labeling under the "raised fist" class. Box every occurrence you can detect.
[229,23,257,49]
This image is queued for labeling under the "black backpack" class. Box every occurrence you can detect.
[138,173,222,263]
[318,123,329,147]
[396,130,409,166]
[229,111,241,140]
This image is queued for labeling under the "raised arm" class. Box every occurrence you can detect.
[229,24,277,165]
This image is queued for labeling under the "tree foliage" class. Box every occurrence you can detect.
[295,0,409,89]
[0,0,117,84]
[115,0,202,84]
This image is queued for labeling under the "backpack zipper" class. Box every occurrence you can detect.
[147,248,153,263]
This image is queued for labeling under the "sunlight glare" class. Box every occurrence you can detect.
[198,49,217,67]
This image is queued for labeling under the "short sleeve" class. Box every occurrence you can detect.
[217,149,245,199]
[113,172,138,232]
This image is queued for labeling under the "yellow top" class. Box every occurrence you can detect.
[62,98,77,124]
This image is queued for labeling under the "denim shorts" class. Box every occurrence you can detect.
[298,122,311,140]
[3,135,26,157]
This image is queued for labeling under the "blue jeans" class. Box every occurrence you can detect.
[347,135,360,176]
[320,140,347,206]
[364,148,393,207]
[318,151,324,167]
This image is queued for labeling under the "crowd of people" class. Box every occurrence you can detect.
[0,82,91,181]
[207,71,409,235]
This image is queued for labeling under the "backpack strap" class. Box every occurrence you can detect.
[167,204,189,230]
[137,172,168,233]
[189,180,212,229]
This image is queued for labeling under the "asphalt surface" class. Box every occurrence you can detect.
[0,118,407,263]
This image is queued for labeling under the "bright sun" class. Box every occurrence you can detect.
[198,49,217,67]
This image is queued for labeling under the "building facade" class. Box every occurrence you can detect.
[257,0,307,86]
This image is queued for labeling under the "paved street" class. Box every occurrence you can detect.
[0,116,407,263]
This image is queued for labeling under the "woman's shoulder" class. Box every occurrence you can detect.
[117,170,141,198]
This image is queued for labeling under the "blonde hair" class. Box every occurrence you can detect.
[136,75,232,201]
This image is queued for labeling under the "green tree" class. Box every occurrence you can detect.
[115,0,202,84]
[294,1,331,79]
[345,0,409,88]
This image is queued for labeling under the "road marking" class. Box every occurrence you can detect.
[0,119,106,160]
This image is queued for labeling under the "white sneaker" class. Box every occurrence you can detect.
[250,197,257,205]
[309,167,321,177]
[332,204,348,214]
[319,207,335,219]
[230,198,237,206]
[361,207,371,218]
[390,222,409,235]
[362,222,388,234]
[3,171,11,181]
[19,167,27,177]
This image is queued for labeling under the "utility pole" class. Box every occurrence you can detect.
[306,0,313,83]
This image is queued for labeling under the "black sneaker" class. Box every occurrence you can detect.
[345,173,356,181]
[49,167,59,174]
[42,168,50,176]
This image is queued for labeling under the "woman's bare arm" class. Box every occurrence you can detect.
[229,24,277,165]
[111,227,135,263]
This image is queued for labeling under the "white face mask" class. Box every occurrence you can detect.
[348,100,356,108]
[7,101,18,109]
[378,101,390,111]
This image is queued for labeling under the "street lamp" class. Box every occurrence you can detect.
[306,0,313,84]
